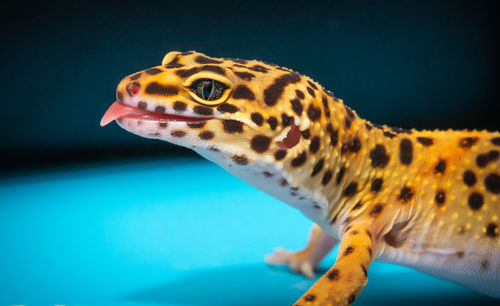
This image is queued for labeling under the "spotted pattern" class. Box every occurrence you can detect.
[468,192,484,211]
[250,135,271,153]
[369,145,390,168]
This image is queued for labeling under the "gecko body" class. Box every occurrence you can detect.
[101,51,500,305]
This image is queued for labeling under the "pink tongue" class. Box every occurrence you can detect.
[100,101,209,127]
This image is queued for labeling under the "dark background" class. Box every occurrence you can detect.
[1,0,498,173]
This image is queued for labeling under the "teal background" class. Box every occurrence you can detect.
[0,159,498,305]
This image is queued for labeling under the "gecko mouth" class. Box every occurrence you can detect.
[100,101,212,127]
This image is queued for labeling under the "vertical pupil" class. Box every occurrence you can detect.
[202,80,213,99]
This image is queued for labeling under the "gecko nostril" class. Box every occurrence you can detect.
[126,82,140,96]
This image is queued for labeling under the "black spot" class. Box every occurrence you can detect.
[309,136,320,153]
[484,173,500,194]
[138,101,147,110]
[175,67,201,78]
[459,137,479,148]
[290,99,303,116]
[352,201,363,210]
[365,123,373,131]
[250,113,264,126]
[399,186,414,203]
[155,106,165,113]
[306,105,321,121]
[369,145,390,168]
[435,190,446,206]
[311,159,324,177]
[366,230,372,239]
[476,150,499,168]
[417,137,434,146]
[233,85,255,100]
[336,167,346,185]
[304,294,316,302]
[263,171,274,177]
[343,137,361,153]
[208,146,219,152]
[199,130,214,140]
[200,65,226,75]
[345,106,355,120]
[399,138,413,165]
[486,223,498,238]
[468,192,484,210]
[295,89,305,99]
[217,104,238,113]
[263,73,301,106]
[327,268,339,280]
[145,82,178,96]
[249,64,268,73]
[274,150,287,161]
[232,155,249,165]
[330,129,339,147]
[159,122,168,128]
[301,129,310,139]
[233,71,255,81]
[170,130,186,137]
[173,101,187,111]
[291,152,307,167]
[361,265,368,277]
[129,72,142,80]
[370,178,383,193]
[384,130,397,138]
[322,170,333,185]
[195,55,222,64]
[251,135,271,153]
[193,106,213,116]
[280,179,289,187]
[306,86,316,97]
[480,259,489,271]
[463,170,477,187]
[345,117,352,129]
[348,294,357,304]
[307,80,318,90]
[343,182,358,197]
[187,122,206,129]
[434,159,446,174]
[330,214,338,224]
[370,204,383,216]
[322,96,331,117]
[492,137,500,146]
[145,67,163,75]
[343,246,354,256]
[223,120,243,133]
[281,113,294,127]
[267,117,278,130]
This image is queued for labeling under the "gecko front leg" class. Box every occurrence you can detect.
[295,223,374,305]
[266,224,339,278]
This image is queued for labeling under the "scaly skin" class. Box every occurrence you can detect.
[104,51,500,305]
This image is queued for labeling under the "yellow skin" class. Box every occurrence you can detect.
[108,51,500,305]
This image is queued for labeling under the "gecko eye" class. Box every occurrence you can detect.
[190,79,228,101]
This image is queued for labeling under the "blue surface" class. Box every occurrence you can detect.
[0,157,497,305]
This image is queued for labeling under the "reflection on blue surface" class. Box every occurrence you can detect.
[0,158,497,305]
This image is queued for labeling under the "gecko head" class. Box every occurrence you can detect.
[102,51,334,168]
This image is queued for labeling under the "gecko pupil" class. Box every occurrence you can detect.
[191,78,227,101]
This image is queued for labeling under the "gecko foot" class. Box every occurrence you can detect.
[265,247,316,278]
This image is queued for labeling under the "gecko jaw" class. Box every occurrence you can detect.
[100,101,213,127]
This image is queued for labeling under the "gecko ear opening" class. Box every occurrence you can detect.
[277,123,301,149]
